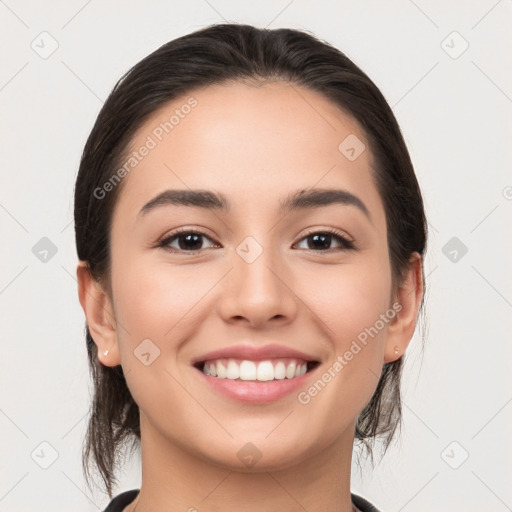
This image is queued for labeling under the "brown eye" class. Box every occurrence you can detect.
[158,230,219,253]
[295,230,355,251]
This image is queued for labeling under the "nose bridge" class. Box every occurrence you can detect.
[239,237,280,287]
[218,232,296,325]
[236,233,285,298]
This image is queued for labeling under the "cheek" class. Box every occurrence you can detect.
[112,255,208,342]
[294,265,393,429]
[305,260,392,344]
[110,257,205,408]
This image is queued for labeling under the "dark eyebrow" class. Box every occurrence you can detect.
[139,189,230,217]
[138,188,371,222]
[279,188,371,222]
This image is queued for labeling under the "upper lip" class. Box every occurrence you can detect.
[192,343,321,365]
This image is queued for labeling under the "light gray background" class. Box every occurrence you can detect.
[1,1,511,511]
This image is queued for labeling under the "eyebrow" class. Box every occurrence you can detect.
[138,188,371,222]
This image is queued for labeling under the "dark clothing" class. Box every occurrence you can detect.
[103,489,382,511]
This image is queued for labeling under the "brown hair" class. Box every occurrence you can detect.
[74,22,427,499]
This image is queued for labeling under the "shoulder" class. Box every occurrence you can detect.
[103,489,140,512]
[351,492,383,512]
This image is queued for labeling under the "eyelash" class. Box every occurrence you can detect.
[156,227,356,254]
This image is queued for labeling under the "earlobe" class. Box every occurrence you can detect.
[384,253,424,363]
[76,261,121,367]
[97,345,121,367]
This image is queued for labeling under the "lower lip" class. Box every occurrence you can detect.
[194,365,319,403]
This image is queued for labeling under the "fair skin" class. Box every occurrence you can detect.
[77,81,423,512]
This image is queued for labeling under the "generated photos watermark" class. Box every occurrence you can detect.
[297,301,402,405]
[93,96,198,200]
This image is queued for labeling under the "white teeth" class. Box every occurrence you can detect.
[286,361,296,379]
[274,361,286,380]
[202,358,309,381]
[257,361,274,381]
[216,361,226,378]
[226,360,240,379]
[239,360,256,380]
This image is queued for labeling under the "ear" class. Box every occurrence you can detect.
[383,252,424,363]
[76,260,121,367]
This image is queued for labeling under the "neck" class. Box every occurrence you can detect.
[128,415,358,512]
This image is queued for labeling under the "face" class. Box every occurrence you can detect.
[87,80,415,472]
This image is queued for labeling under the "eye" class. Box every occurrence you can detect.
[294,229,355,251]
[156,227,355,254]
[157,228,219,253]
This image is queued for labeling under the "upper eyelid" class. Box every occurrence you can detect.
[158,228,219,248]
[300,226,354,243]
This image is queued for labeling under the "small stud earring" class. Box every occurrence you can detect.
[394,347,399,355]
[103,349,109,356]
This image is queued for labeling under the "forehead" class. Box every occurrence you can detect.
[111,80,383,226]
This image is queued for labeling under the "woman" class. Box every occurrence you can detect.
[75,23,426,512]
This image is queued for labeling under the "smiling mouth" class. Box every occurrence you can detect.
[194,358,321,382]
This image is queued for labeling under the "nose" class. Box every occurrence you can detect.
[217,241,298,329]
